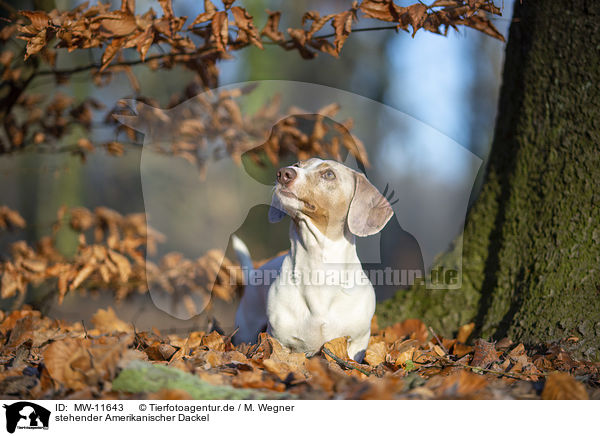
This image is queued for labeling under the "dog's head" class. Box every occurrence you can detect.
[269,158,393,238]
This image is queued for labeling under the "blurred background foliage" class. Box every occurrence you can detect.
[0,0,514,332]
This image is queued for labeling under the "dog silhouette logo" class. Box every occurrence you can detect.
[115,80,482,318]
[3,402,50,433]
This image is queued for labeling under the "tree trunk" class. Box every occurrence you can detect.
[377,0,600,360]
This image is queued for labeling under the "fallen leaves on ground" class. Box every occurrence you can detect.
[0,308,598,400]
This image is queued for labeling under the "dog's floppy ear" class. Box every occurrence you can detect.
[268,193,286,223]
[347,172,394,237]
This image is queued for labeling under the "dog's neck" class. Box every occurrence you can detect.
[289,217,359,267]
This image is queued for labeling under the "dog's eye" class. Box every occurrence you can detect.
[292,162,300,168]
[322,169,336,180]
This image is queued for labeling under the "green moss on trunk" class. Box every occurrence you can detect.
[377,0,600,360]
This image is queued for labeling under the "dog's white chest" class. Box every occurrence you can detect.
[266,256,375,358]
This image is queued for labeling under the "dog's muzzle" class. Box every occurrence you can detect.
[277,166,297,186]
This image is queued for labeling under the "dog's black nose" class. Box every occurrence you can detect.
[277,167,297,186]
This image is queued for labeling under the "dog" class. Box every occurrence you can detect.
[232,158,393,361]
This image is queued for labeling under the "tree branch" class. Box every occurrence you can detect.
[35,25,403,77]
[36,51,204,77]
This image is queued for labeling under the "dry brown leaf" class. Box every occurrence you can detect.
[360,0,406,22]
[133,27,154,61]
[541,372,589,400]
[393,344,416,367]
[365,340,387,366]
[453,342,473,358]
[248,332,274,362]
[0,309,41,333]
[305,357,335,393]
[211,11,229,52]
[407,3,428,36]
[262,358,302,382]
[322,336,349,361]
[383,319,429,345]
[100,38,126,71]
[533,356,554,372]
[471,339,498,368]
[95,11,137,37]
[508,343,526,359]
[370,315,379,334]
[496,337,513,350]
[331,7,356,54]
[43,338,89,390]
[203,350,226,368]
[230,6,262,49]
[1,265,24,299]
[90,307,132,334]
[201,331,225,351]
[145,344,177,361]
[269,336,306,368]
[433,344,446,357]
[457,14,505,42]
[259,336,307,381]
[232,368,285,392]
[44,336,132,391]
[19,11,50,31]
[69,264,95,292]
[107,249,131,282]
[434,369,489,399]
[261,10,284,42]
[0,206,26,229]
[456,322,475,343]
[158,0,175,18]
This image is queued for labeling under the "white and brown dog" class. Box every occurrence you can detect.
[233,158,393,361]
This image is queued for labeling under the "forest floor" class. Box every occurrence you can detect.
[1,306,598,400]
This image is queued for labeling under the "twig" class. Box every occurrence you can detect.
[1,72,36,149]
[225,327,239,343]
[321,347,373,377]
[35,25,403,77]
[36,50,207,77]
[428,326,449,355]
[433,355,549,380]
[309,25,402,41]
[81,320,89,339]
